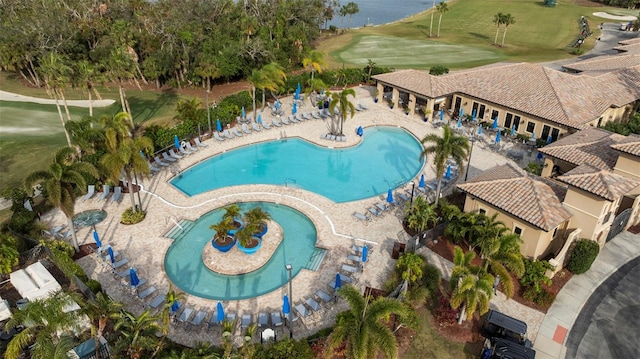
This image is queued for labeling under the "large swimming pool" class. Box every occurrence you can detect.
[170,126,424,202]
[164,202,317,300]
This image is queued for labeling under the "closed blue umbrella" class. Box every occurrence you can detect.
[492,117,498,129]
[495,131,501,143]
[440,109,444,121]
[537,152,544,160]
[216,119,222,132]
[334,273,342,290]
[257,114,262,124]
[129,268,140,287]
[174,135,180,149]
[445,165,452,179]
[241,107,245,119]
[275,101,281,110]
[297,83,301,94]
[216,301,225,323]
[362,245,368,263]
[456,118,462,128]
[170,300,179,313]
[107,247,115,263]
[531,132,536,141]
[511,125,516,136]
[93,230,102,248]
[292,102,297,114]
[472,109,477,121]
[386,188,394,204]
[282,295,290,317]
[547,135,553,145]
[419,174,425,188]
[356,126,363,136]
[477,126,483,135]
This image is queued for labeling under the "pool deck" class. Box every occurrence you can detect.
[43,85,530,346]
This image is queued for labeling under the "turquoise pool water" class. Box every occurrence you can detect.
[170,126,424,202]
[164,202,317,300]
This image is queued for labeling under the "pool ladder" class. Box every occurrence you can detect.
[284,178,296,187]
[280,130,287,140]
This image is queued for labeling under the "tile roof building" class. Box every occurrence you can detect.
[373,40,640,144]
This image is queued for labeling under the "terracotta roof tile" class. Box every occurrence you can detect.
[561,54,640,72]
[373,62,640,131]
[457,164,572,231]
[557,164,639,201]
[610,134,640,157]
[538,128,627,170]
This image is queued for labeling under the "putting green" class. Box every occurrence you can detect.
[334,35,504,68]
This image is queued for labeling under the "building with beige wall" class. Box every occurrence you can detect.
[372,43,640,143]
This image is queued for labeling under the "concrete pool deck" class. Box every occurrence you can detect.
[42,85,529,346]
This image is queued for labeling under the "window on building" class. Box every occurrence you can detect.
[479,104,486,118]
[514,115,521,130]
[505,113,513,129]
[491,110,499,121]
[454,97,462,113]
[479,208,486,215]
[526,121,535,133]
[514,226,523,236]
[541,125,551,140]
[472,102,479,116]
[551,128,560,141]
[553,227,558,238]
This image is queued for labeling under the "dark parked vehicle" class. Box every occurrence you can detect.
[481,310,532,348]
[481,338,536,359]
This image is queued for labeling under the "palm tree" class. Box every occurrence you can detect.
[436,2,449,37]
[419,126,470,205]
[39,51,73,147]
[326,285,406,359]
[396,253,424,288]
[82,292,124,354]
[329,88,356,136]
[24,147,98,252]
[501,14,516,47]
[161,284,185,336]
[302,50,327,82]
[259,62,286,112]
[5,291,83,359]
[429,0,436,37]
[404,196,437,233]
[493,12,504,45]
[450,271,493,324]
[31,334,76,359]
[114,309,161,359]
[100,112,153,212]
[450,246,482,288]
[73,60,103,118]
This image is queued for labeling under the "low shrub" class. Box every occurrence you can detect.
[523,286,556,307]
[432,290,459,326]
[567,239,600,274]
[422,262,442,297]
[520,258,553,292]
[86,279,102,294]
[121,208,146,225]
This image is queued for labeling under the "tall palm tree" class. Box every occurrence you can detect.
[31,334,76,359]
[161,284,185,336]
[114,310,161,359]
[101,112,153,212]
[326,285,406,359]
[5,291,83,359]
[259,62,286,112]
[329,88,356,135]
[404,196,438,233]
[39,51,73,147]
[436,2,449,37]
[82,292,123,352]
[493,12,504,45]
[73,60,103,118]
[302,50,327,82]
[450,270,493,324]
[420,126,470,205]
[501,14,516,47]
[24,147,98,252]
[396,253,424,288]
[429,0,436,37]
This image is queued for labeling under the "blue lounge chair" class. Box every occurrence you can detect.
[252,122,262,131]
[262,120,272,130]
[179,307,194,324]
[188,310,207,329]
[154,156,169,167]
[162,152,177,162]
[214,132,225,141]
[195,137,208,147]
[241,123,252,134]
[178,146,192,156]
[137,286,157,299]
[99,185,111,201]
[272,117,282,127]
[271,312,283,327]
[241,314,252,329]
[111,187,122,203]
[169,149,183,159]
[258,312,269,327]
[289,115,298,123]
[83,185,95,201]
[232,127,243,137]
[186,142,199,152]
[150,294,166,309]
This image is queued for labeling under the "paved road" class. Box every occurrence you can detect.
[565,256,640,359]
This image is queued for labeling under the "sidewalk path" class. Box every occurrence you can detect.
[534,231,640,359]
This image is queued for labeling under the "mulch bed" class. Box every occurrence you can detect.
[72,243,98,260]
[427,237,573,313]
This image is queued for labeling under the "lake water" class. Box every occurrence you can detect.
[327,0,443,28]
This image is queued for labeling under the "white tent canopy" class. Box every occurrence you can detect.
[0,296,11,322]
[10,261,62,301]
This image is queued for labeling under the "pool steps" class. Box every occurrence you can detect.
[165,219,196,241]
[305,248,327,271]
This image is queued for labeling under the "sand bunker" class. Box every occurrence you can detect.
[592,12,638,21]
[0,90,115,108]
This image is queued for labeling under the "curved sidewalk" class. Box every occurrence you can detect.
[533,231,640,359]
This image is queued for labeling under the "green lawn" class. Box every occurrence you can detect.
[320,0,602,69]
[0,73,183,191]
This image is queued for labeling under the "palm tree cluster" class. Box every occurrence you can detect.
[493,13,516,47]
